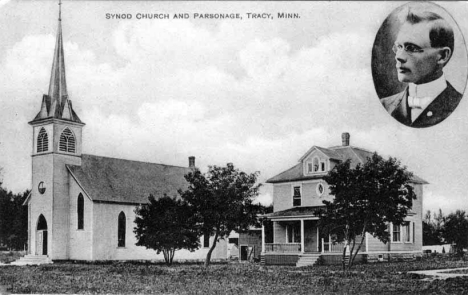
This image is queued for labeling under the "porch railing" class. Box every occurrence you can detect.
[264,243,301,253]
[321,238,365,253]
[321,239,346,253]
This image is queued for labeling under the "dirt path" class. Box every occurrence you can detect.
[409,267,468,279]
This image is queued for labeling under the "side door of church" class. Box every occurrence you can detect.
[36,230,48,255]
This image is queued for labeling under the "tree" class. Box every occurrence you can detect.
[134,195,199,265]
[423,209,445,245]
[319,153,416,272]
[179,163,264,267]
[443,210,468,256]
[0,183,29,250]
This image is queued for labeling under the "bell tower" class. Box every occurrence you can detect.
[27,0,85,259]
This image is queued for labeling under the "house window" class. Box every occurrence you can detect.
[59,128,76,153]
[307,163,313,173]
[321,162,326,171]
[392,224,401,242]
[203,234,210,248]
[118,212,126,247]
[287,223,301,243]
[37,128,49,153]
[293,186,301,207]
[77,194,84,230]
[317,183,324,196]
[403,222,411,243]
[313,158,319,172]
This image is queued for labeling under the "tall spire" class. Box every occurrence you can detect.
[31,0,82,124]
[48,0,67,117]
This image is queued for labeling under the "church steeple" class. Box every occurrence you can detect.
[30,0,83,124]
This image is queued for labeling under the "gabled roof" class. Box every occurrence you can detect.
[328,146,374,167]
[67,154,192,204]
[299,146,343,162]
[266,163,325,183]
[267,144,428,184]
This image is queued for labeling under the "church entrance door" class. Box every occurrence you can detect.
[36,215,48,256]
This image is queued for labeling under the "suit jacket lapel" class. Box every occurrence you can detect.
[391,87,412,126]
[412,82,462,128]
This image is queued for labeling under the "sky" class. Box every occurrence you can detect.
[0,1,467,215]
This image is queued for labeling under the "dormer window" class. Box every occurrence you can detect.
[307,157,327,174]
[313,158,319,172]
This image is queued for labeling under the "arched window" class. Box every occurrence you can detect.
[77,194,84,230]
[37,214,47,230]
[118,212,126,247]
[59,128,76,153]
[313,157,319,172]
[37,128,49,153]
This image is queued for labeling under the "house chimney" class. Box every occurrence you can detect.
[342,132,350,146]
[189,156,195,168]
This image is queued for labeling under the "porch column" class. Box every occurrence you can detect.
[301,219,305,253]
[316,224,319,252]
[261,223,265,253]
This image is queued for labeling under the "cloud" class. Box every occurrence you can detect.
[3,1,467,218]
[0,0,11,9]
[0,16,382,193]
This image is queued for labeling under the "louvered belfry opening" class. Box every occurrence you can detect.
[37,128,49,153]
[59,127,75,153]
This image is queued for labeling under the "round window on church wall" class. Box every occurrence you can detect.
[38,182,46,194]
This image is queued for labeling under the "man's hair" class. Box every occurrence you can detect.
[404,10,454,55]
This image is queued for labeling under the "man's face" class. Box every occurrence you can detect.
[394,22,442,84]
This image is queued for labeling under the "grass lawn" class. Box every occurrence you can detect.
[1,256,468,294]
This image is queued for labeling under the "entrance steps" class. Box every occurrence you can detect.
[296,253,321,267]
[10,255,53,266]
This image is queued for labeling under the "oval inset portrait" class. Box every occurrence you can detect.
[372,2,467,128]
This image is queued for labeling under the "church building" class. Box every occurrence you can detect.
[19,5,227,264]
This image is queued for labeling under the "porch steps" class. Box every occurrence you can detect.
[296,253,321,267]
[10,255,53,266]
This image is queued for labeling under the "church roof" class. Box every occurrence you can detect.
[266,145,428,184]
[30,3,83,125]
[67,154,192,204]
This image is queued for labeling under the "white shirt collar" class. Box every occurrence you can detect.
[408,74,447,123]
[408,74,447,98]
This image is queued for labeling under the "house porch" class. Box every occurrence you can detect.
[261,206,366,266]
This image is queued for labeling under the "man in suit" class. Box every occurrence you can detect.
[381,10,463,128]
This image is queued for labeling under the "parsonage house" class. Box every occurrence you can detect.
[261,133,427,267]
[14,7,227,265]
